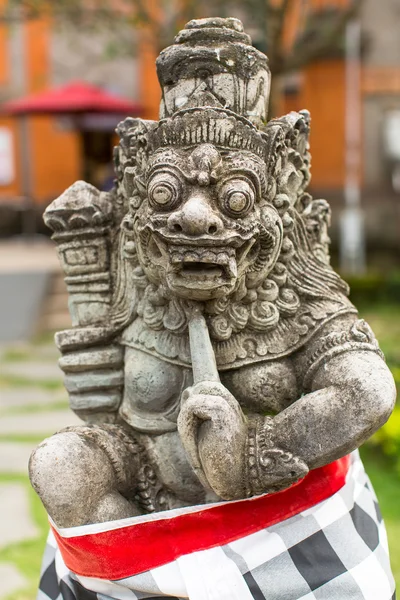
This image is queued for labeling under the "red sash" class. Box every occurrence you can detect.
[52,454,351,580]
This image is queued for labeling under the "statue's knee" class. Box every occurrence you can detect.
[29,431,116,526]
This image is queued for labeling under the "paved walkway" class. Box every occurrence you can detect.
[0,240,64,343]
[0,339,81,599]
[0,239,60,273]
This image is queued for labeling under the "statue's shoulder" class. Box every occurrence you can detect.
[214,293,356,370]
[294,310,384,392]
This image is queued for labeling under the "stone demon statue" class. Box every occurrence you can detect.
[31,18,396,600]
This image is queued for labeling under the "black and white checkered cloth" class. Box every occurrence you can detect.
[38,452,395,600]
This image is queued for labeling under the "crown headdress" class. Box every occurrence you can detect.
[156,18,271,125]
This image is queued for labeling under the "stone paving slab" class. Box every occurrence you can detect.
[0,483,39,548]
[1,361,63,381]
[31,343,60,362]
[0,342,60,363]
[0,442,38,474]
[0,410,81,436]
[0,563,27,599]
[0,388,67,410]
[0,240,60,273]
[0,273,50,343]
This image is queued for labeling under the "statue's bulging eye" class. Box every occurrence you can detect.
[153,184,173,205]
[148,173,181,210]
[220,179,255,218]
[227,192,247,213]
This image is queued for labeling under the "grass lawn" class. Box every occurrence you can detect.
[0,474,48,600]
[361,446,400,587]
[358,303,400,391]
[356,302,400,586]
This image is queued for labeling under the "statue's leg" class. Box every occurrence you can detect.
[29,424,144,528]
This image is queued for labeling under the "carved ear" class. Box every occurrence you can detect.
[246,205,283,289]
[278,162,304,207]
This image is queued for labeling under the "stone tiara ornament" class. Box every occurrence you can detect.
[148,109,269,158]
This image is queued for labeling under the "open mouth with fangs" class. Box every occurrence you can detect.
[164,245,241,297]
[144,231,258,299]
[181,262,224,277]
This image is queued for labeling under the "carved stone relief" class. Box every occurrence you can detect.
[30,17,396,600]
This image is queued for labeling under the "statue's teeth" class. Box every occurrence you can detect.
[170,246,238,269]
[171,253,184,263]
[201,251,217,263]
[183,252,200,262]
[217,252,229,265]
[228,257,238,277]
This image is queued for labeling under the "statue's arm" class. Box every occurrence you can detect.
[270,330,395,472]
[178,317,395,500]
[244,346,395,499]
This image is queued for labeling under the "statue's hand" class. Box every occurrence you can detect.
[177,381,247,499]
[58,342,124,423]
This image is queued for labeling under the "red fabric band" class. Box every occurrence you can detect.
[52,454,351,580]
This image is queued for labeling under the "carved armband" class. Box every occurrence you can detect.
[245,415,309,497]
[303,319,384,391]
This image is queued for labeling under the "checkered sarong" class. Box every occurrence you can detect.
[38,452,395,600]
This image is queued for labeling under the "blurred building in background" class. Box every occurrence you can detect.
[0,11,143,207]
[279,0,400,262]
[0,0,399,263]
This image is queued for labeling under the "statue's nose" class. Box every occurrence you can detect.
[167,196,223,236]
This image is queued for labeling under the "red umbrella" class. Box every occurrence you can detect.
[1,81,141,201]
[1,80,140,115]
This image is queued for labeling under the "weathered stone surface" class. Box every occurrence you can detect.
[28,17,395,531]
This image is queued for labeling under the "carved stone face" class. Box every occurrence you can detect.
[133,143,283,301]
